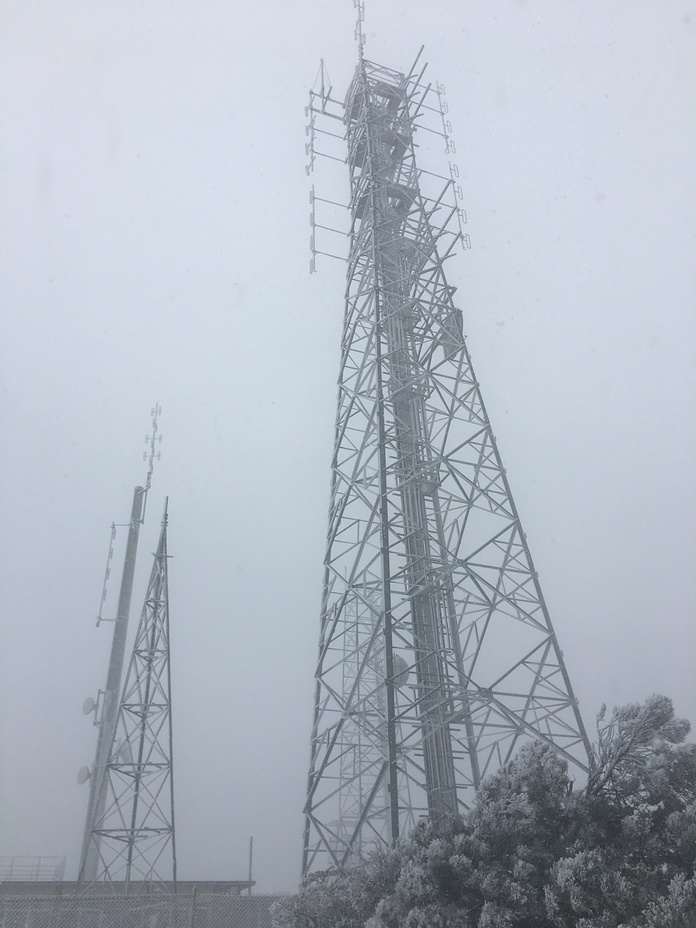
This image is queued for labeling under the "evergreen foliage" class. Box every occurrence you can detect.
[276,696,696,928]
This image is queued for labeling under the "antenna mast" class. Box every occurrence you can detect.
[78,406,163,884]
[354,0,366,59]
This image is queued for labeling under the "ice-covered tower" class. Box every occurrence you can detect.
[302,49,590,875]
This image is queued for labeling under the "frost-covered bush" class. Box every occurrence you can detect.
[275,696,696,928]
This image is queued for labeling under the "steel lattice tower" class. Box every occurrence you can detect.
[80,501,176,891]
[78,405,163,884]
[302,52,591,875]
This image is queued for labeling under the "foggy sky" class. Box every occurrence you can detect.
[1,1,694,893]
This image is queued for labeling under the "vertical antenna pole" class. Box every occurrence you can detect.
[354,0,366,58]
[78,485,145,883]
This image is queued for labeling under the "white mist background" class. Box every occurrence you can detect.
[1,1,694,892]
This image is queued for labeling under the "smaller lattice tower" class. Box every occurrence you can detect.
[79,500,176,891]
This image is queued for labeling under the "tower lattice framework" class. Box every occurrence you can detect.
[81,501,176,891]
[303,56,590,875]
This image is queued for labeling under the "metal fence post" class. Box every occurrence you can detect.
[188,887,197,928]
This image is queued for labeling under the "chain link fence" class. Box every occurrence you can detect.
[0,892,289,928]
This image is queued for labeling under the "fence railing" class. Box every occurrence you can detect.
[0,892,289,928]
[0,858,66,883]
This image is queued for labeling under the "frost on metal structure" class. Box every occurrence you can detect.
[80,501,176,892]
[303,52,591,874]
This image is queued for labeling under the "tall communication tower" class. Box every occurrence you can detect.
[303,39,591,874]
[79,501,176,890]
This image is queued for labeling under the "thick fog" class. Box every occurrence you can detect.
[1,1,694,893]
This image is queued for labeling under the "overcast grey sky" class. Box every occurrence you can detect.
[1,0,694,894]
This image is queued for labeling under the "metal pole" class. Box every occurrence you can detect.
[189,886,198,928]
[78,486,145,883]
[247,837,253,895]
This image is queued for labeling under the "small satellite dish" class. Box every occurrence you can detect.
[392,654,410,688]
[77,766,91,785]
[82,697,96,716]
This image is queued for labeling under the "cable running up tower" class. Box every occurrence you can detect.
[303,51,590,874]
